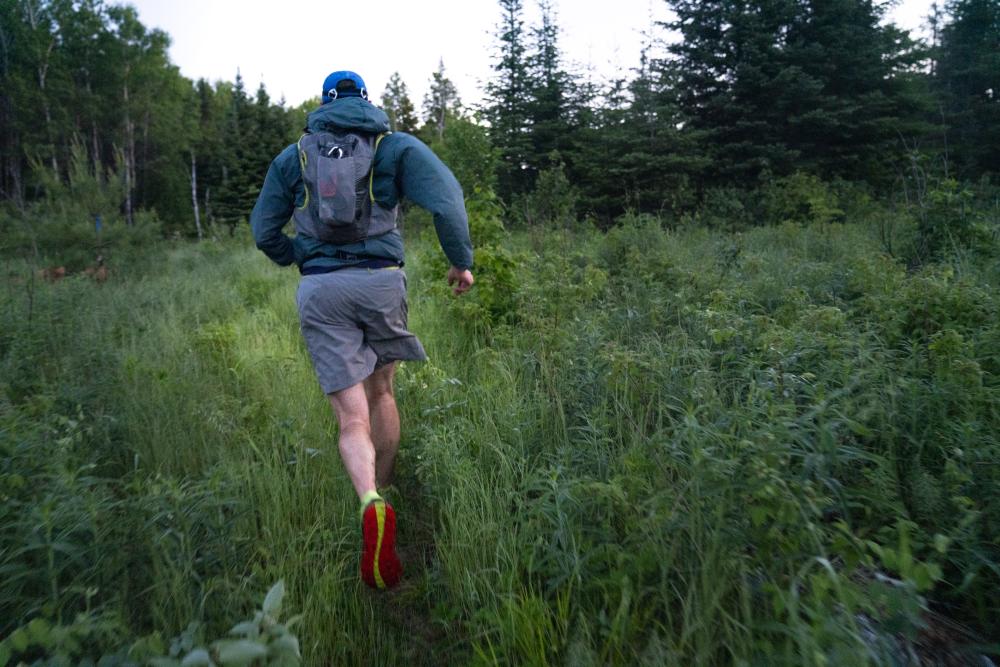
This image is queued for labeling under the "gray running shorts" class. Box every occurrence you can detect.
[296,268,427,394]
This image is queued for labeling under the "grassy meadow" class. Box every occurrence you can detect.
[1,210,999,665]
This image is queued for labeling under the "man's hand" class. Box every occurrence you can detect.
[446,266,474,295]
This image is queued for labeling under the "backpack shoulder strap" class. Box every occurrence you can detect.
[368,131,391,204]
[296,133,309,170]
[296,133,311,211]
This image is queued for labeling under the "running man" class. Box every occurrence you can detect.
[250,70,474,589]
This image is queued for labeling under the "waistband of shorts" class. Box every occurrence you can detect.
[300,259,401,275]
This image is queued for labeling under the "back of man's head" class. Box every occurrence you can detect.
[322,70,368,103]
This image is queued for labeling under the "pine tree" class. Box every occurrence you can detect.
[781,0,928,182]
[253,82,292,173]
[380,72,419,133]
[667,0,802,186]
[526,0,572,171]
[570,31,702,222]
[667,0,927,188]
[192,77,229,230]
[937,0,1000,177]
[214,70,258,230]
[482,0,533,198]
[422,58,461,141]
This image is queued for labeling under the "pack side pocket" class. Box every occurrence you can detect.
[316,156,358,224]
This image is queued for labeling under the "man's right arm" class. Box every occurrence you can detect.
[250,146,299,267]
[390,134,474,271]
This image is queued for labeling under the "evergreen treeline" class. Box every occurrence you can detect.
[479,0,1000,222]
[1,0,998,231]
[0,1,486,237]
[0,1,302,235]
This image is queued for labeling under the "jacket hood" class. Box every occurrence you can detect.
[306,97,391,134]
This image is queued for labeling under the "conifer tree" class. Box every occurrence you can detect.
[422,58,461,141]
[781,0,927,182]
[483,0,533,198]
[666,0,802,185]
[667,0,926,188]
[192,77,228,229]
[253,82,292,174]
[526,0,572,171]
[937,0,1000,176]
[214,70,257,230]
[381,72,419,133]
[570,31,701,221]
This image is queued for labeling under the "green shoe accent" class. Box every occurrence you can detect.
[359,490,382,521]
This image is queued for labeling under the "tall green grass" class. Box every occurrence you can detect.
[1,215,998,664]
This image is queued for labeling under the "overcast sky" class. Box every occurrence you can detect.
[125,0,937,110]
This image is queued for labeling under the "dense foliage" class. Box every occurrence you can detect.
[2,206,998,663]
[0,1,303,235]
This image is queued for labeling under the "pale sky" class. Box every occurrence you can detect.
[125,0,937,111]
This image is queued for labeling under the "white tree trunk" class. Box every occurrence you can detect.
[191,151,202,240]
[123,66,134,226]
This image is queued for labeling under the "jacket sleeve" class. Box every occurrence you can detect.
[394,136,474,269]
[250,145,300,267]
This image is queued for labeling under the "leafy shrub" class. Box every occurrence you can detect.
[423,116,499,195]
[0,143,162,270]
[687,186,753,231]
[760,172,845,226]
[857,264,996,345]
[519,153,579,228]
[28,142,126,225]
[913,178,998,261]
[0,582,300,667]
[1,205,162,274]
[598,212,689,285]
[426,188,523,332]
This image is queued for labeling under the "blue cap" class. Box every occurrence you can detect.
[322,70,368,103]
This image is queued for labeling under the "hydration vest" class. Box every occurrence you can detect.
[293,130,398,244]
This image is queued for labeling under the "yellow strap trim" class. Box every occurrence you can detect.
[373,502,386,589]
[369,132,390,204]
[296,135,309,211]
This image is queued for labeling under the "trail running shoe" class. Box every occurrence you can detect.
[360,495,402,589]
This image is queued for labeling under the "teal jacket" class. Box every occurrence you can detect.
[250,97,473,271]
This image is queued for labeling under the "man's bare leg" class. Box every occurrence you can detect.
[329,376,403,589]
[327,382,376,500]
[364,362,400,488]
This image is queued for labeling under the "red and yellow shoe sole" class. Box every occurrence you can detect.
[360,499,402,589]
